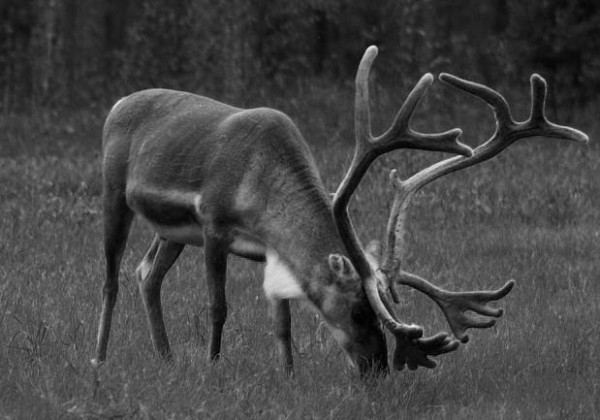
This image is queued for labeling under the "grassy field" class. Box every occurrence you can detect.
[0,85,599,419]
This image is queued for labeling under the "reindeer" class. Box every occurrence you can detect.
[92,46,588,376]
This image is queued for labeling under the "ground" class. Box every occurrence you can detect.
[0,91,598,419]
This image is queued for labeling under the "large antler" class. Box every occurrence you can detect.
[333,46,472,369]
[378,73,588,344]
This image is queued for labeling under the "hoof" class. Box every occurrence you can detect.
[90,358,104,369]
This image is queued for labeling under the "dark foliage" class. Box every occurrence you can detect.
[1,0,599,112]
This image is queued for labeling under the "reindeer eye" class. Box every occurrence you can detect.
[351,304,368,324]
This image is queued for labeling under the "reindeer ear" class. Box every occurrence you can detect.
[328,254,355,279]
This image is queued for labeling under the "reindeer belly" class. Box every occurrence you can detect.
[127,186,206,245]
[229,233,266,260]
[127,184,269,259]
[146,221,205,246]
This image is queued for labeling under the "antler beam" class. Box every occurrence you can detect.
[333,46,473,368]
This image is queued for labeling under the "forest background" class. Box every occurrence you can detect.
[2,0,599,116]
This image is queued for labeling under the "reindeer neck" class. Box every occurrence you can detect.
[261,178,345,285]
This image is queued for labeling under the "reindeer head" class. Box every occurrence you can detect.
[331,46,588,372]
[319,253,388,375]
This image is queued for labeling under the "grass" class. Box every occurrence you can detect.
[0,85,599,419]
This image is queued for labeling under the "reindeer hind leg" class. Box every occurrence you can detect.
[137,236,185,360]
[93,192,134,366]
[271,298,294,375]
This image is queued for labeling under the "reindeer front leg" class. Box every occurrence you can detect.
[204,229,229,361]
[137,236,185,359]
[269,298,294,376]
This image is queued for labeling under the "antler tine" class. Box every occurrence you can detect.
[529,74,547,124]
[527,74,589,143]
[440,73,514,126]
[354,45,377,148]
[391,73,435,134]
[375,73,469,154]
